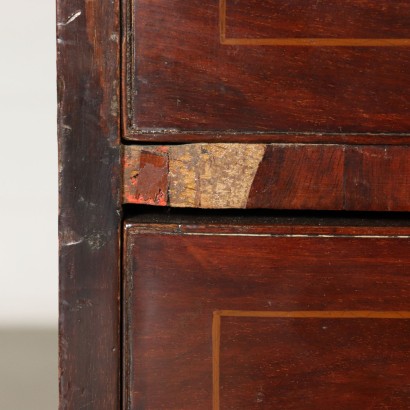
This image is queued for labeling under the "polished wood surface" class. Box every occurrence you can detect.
[345,146,410,211]
[123,0,410,141]
[217,313,410,409]
[124,220,410,409]
[57,0,121,408]
[248,144,344,210]
[123,144,410,211]
[222,0,410,45]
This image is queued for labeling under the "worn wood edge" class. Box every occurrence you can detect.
[57,0,121,408]
[123,144,410,211]
[121,0,134,136]
[122,131,410,145]
[124,222,410,237]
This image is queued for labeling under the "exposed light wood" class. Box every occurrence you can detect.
[169,144,265,208]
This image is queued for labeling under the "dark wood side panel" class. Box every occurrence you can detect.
[123,0,410,141]
[124,222,410,409]
[57,0,121,408]
[123,144,410,211]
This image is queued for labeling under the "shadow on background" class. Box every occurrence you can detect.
[0,329,58,410]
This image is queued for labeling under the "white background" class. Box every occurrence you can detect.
[0,0,58,327]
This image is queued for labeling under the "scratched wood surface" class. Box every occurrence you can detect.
[57,0,121,408]
[124,220,410,409]
[123,144,410,211]
[123,0,410,142]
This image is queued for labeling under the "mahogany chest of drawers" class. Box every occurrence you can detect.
[58,0,410,408]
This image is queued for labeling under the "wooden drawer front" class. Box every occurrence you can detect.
[124,222,410,409]
[123,0,410,141]
[123,144,410,211]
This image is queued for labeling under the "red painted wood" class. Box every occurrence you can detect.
[124,148,169,206]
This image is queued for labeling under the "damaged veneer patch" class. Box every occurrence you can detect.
[123,144,265,208]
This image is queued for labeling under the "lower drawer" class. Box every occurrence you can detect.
[123,217,410,409]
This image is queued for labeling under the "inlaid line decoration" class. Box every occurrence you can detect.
[219,0,410,46]
[212,310,410,409]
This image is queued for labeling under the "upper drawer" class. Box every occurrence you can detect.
[122,0,410,142]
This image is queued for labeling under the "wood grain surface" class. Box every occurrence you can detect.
[217,314,410,409]
[345,146,410,211]
[124,220,410,409]
[123,0,410,142]
[223,0,410,44]
[57,0,121,408]
[123,144,410,211]
[57,0,410,408]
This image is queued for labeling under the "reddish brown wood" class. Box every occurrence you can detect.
[219,315,410,409]
[247,145,345,209]
[57,0,121,408]
[225,0,410,41]
[345,146,410,211]
[124,220,410,409]
[57,0,410,407]
[123,0,410,141]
